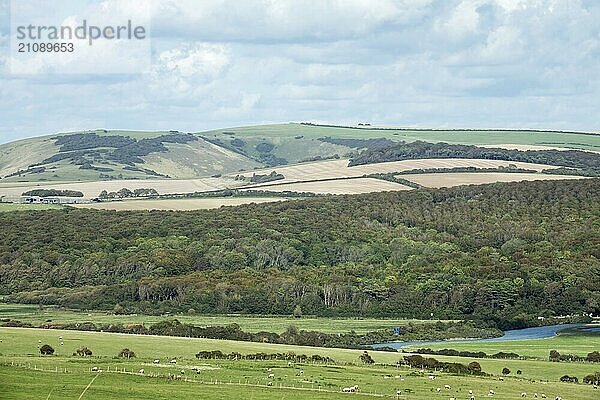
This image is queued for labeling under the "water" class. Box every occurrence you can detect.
[371,323,587,350]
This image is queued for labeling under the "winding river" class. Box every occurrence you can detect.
[372,323,592,350]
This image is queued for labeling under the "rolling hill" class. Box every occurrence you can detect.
[0,124,598,207]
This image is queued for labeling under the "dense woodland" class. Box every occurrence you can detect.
[1,179,598,329]
[349,141,600,175]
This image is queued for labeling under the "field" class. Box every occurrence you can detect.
[0,203,64,212]
[1,326,599,400]
[203,123,600,152]
[397,173,587,188]
[250,178,412,195]
[71,197,286,211]
[0,176,242,200]
[0,304,443,334]
[238,158,559,184]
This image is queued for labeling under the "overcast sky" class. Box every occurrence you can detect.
[0,0,598,144]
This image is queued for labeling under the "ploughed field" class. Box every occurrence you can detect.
[1,326,598,400]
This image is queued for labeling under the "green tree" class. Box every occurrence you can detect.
[40,344,54,355]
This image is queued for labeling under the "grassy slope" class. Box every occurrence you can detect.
[202,123,600,151]
[0,203,64,212]
[1,327,599,399]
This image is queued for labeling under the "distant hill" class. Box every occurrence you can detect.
[1,123,598,184]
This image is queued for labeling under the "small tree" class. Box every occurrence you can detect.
[516,369,522,375]
[360,351,375,364]
[549,349,561,361]
[502,367,510,375]
[113,304,124,315]
[586,351,600,362]
[75,346,93,357]
[40,344,54,355]
[118,348,135,358]
[293,304,303,319]
[467,361,481,374]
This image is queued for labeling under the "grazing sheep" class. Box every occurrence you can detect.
[489,389,495,396]
[60,342,64,346]
[554,397,561,400]
[444,385,451,390]
[268,368,272,372]
[499,377,504,381]
[299,370,304,374]
[470,396,475,400]
[396,390,402,396]
[342,387,353,393]
[267,381,273,387]
[170,359,177,364]
[522,393,527,397]
[139,369,144,374]
[450,397,456,400]
[153,359,160,364]
[91,367,98,372]
[180,370,185,375]
[268,373,274,379]
[429,375,435,380]
[38,340,42,344]
[469,390,473,395]
[436,388,441,392]
[534,394,538,398]
[541,395,547,399]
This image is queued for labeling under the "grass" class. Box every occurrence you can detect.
[70,197,286,211]
[201,123,600,152]
[0,303,442,334]
[1,326,599,399]
[0,203,64,212]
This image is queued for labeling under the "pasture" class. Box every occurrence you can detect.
[202,123,600,152]
[0,203,63,212]
[0,303,443,334]
[1,327,599,399]
[397,173,587,188]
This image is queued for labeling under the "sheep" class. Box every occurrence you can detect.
[267,381,273,387]
[429,375,435,380]
[153,359,160,364]
[499,377,504,381]
[521,393,527,397]
[342,387,353,393]
[60,342,64,346]
[299,370,304,374]
[489,389,495,396]
[169,359,177,364]
[541,395,547,399]
[139,369,144,374]
[180,370,185,375]
[534,394,538,398]
[470,396,475,400]
[450,397,456,400]
[444,384,451,390]
[91,367,98,372]
[38,340,42,344]
[554,397,561,400]
[268,373,274,379]
[436,388,441,392]
[267,368,272,372]
[469,390,473,395]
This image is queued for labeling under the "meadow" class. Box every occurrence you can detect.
[0,303,443,334]
[396,172,587,188]
[1,326,599,400]
[251,178,412,195]
[71,197,285,211]
[0,203,63,212]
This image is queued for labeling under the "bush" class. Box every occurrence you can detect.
[583,372,600,385]
[468,361,482,373]
[40,344,54,355]
[118,348,135,358]
[502,367,510,375]
[586,351,600,362]
[360,351,375,364]
[560,375,578,383]
[75,346,92,357]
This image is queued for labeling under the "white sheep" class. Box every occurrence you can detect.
[268,373,274,379]
[444,384,451,390]
[180,370,185,375]
[489,389,495,396]
[267,381,273,387]
[153,359,160,364]
[521,393,527,397]
[436,388,441,392]
[139,369,144,374]
[91,367,98,372]
[170,359,177,364]
[469,390,473,395]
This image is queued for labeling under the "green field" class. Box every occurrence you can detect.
[202,123,600,152]
[0,203,64,212]
[0,304,443,334]
[1,326,599,400]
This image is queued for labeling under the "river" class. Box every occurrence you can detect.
[371,323,590,350]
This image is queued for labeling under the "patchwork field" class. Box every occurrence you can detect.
[250,178,412,195]
[71,197,286,211]
[0,176,242,200]
[238,158,560,185]
[1,327,598,400]
[398,172,587,188]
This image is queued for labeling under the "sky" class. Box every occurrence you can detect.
[0,0,598,144]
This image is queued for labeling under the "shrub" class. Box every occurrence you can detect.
[502,367,510,375]
[560,375,578,383]
[468,361,482,374]
[118,348,135,358]
[75,346,92,357]
[360,351,375,364]
[40,344,54,355]
[586,351,600,362]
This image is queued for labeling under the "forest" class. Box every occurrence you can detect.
[0,179,598,329]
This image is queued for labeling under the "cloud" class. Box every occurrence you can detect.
[0,0,598,144]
